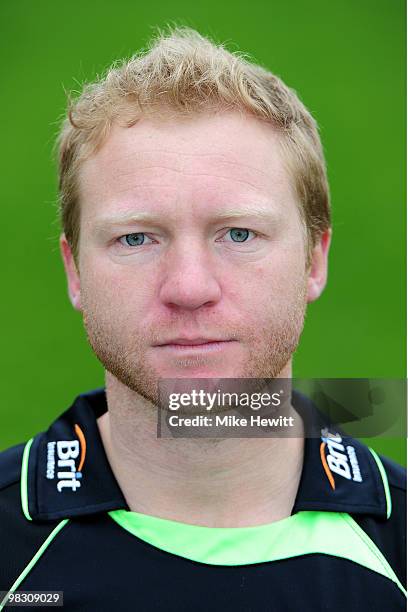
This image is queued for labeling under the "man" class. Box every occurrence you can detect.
[0,27,405,611]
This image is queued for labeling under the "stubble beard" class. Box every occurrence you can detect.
[81,279,308,408]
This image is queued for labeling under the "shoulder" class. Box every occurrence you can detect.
[380,453,406,492]
[0,439,38,525]
[0,441,25,490]
[352,451,406,589]
[0,440,62,591]
[0,441,26,525]
[372,450,406,530]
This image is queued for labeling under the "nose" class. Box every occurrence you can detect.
[158,241,222,311]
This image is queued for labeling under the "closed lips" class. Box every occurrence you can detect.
[158,338,229,346]
[154,338,234,346]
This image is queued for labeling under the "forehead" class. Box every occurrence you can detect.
[77,111,297,220]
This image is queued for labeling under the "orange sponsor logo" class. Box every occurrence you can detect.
[320,428,362,490]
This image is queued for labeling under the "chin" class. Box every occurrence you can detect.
[156,365,237,379]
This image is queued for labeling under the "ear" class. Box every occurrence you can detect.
[306,229,331,303]
[60,234,82,311]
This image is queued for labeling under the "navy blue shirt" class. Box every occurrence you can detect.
[0,389,406,611]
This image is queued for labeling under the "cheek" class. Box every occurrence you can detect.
[81,259,154,321]
[227,252,305,304]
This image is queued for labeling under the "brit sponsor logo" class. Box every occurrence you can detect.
[320,428,363,490]
[46,424,87,492]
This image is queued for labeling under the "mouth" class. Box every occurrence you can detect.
[153,338,236,352]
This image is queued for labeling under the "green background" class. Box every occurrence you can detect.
[0,1,405,464]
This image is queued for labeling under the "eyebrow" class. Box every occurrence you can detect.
[95,211,163,229]
[212,205,279,222]
[94,205,280,231]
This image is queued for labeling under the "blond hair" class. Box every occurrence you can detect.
[57,26,330,262]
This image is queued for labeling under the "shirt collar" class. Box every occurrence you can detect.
[291,392,389,518]
[23,388,389,522]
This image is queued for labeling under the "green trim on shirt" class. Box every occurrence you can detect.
[20,438,33,521]
[368,447,392,519]
[108,508,406,597]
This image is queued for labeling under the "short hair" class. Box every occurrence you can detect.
[56,26,331,264]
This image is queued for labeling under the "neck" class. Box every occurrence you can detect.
[97,368,304,527]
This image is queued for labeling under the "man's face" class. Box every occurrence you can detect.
[61,111,329,403]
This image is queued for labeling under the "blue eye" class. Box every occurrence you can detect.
[228,228,250,242]
[119,233,147,246]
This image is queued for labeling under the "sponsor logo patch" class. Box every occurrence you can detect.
[320,428,362,490]
[46,424,86,492]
